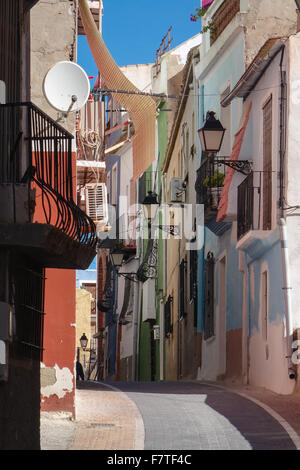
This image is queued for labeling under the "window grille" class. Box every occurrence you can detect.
[179,259,186,319]
[11,255,45,361]
[189,250,198,327]
[164,295,173,337]
[203,252,215,340]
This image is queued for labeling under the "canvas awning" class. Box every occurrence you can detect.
[216,102,252,222]
[79,0,157,181]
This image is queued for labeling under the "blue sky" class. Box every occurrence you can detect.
[78,0,201,78]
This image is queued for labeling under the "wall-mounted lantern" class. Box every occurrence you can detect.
[198,111,252,175]
[80,333,88,351]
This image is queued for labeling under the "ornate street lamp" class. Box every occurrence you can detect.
[142,190,159,227]
[142,190,180,236]
[80,333,88,351]
[110,250,125,268]
[110,248,138,281]
[198,110,252,175]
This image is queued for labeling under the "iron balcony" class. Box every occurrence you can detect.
[0,102,97,269]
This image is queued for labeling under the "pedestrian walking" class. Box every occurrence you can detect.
[76,360,85,381]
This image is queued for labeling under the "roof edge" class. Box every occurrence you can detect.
[221,37,287,107]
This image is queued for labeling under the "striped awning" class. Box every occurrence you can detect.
[216,102,252,222]
[79,0,157,181]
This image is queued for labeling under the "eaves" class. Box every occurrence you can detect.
[221,37,287,107]
[162,48,198,173]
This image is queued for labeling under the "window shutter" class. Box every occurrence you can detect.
[85,183,108,222]
[204,252,215,340]
[179,259,186,318]
[263,96,272,230]
[189,250,198,327]
[164,295,173,337]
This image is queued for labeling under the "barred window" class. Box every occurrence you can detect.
[164,295,173,338]
[204,252,215,340]
[189,250,198,327]
[11,254,45,361]
[179,259,186,319]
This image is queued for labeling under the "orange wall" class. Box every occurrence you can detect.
[41,268,76,415]
[39,151,77,416]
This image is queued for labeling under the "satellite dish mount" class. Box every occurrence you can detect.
[43,61,90,122]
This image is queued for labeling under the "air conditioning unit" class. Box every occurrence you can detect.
[85,183,108,223]
[170,178,185,203]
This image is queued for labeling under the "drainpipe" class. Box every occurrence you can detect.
[132,216,143,381]
[278,45,296,380]
[132,277,140,381]
[177,239,181,380]
[279,219,296,380]
[279,46,286,211]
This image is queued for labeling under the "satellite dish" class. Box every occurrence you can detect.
[43,61,90,113]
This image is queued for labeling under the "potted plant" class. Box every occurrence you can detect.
[203,171,225,209]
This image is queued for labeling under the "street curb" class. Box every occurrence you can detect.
[94,381,145,450]
[200,381,300,450]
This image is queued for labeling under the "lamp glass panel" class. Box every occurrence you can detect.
[80,336,88,349]
[203,129,224,152]
[111,252,124,267]
[198,129,206,152]
[143,203,159,222]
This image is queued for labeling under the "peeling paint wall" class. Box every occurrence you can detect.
[30,0,77,134]
[41,269,76,416]
[41,364,74,399]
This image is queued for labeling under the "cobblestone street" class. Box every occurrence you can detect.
[41,381,300,451]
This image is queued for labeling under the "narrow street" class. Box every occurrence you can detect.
[41,381,300,451]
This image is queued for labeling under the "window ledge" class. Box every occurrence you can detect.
[236,228,279,260]
[204,334,216,344]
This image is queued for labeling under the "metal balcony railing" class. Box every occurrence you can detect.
[195,157,226,218]
[237,172,271,240]
[237,172,254,240]
[0,102,97,248]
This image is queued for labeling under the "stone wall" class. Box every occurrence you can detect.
[30,0,77,134]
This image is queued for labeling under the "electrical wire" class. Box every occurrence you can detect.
[91,84,283,100]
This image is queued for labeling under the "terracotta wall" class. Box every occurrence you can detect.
[40,269,76,416]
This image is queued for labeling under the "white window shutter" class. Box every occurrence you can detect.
[85,183,108,223]
[142,278,156,322]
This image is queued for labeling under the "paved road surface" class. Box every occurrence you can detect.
[41,381,298,450]
[105,381,296,450]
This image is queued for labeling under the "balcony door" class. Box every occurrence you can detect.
[262,96,272,230]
